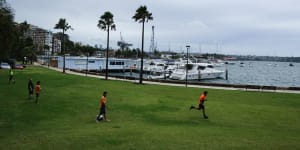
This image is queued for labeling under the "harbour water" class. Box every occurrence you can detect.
[205,61,300,87]
[111,61,300,88]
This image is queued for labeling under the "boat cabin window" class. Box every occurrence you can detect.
[198,66,206,70]
[116,62,124,65]
[88,60,95,63]
[110,61,124,65]
[207,65,214,68]
[186,64,193,70]
[150,62,155,65]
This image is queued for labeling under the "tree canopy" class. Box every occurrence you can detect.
[54,18,73,33]
[132,5,153,23]
[97,11,116,31]
[0,0,16,60]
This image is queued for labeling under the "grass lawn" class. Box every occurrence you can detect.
[1,66,300,150]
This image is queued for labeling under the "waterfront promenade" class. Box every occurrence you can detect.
[37,63,300,94]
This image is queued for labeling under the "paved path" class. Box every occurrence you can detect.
[37,64,300,94]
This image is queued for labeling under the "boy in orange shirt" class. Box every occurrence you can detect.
[96,91,110,122]
[190,91,208,119]
[35,81,41,104]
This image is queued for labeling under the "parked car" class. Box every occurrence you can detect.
[14,64,25,69]
[0,62,11,69]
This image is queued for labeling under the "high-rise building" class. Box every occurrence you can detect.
[26,25,61,54]
[52,36,61,54]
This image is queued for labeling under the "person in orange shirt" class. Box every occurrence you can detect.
[35,81,41,104]
[96,91,110,122]
[190,91,208,119]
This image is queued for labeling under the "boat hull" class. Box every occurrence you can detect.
[170,70,224,80]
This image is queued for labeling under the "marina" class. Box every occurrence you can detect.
[44,56,300,88]
[113,60,300,88]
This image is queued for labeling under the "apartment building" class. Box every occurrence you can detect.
[26,25,61,54]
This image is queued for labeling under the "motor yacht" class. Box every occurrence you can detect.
[169,63,224,80]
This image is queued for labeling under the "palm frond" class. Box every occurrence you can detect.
[132,5,153,23]
[97,11,116,31]
[111,24,116,31]
[54,18,73,32]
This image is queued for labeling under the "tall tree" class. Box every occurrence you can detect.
[97,11,116,80]
[54,18,72,73]
[15,21,31,60]
[18,21,29,36]
[0,0,16,60]
[132,5,153,84]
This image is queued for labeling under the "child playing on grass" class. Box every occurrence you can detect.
[35,81,41,104]
[8,69,15,84]
[96,91,110,122]
[190,91,208,119]
[28,78,34,99]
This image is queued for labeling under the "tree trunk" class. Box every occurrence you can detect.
[105,28,110,80]
[139,21,145,84]
[63,29,66,73]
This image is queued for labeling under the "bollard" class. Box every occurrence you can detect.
[225,69,228,80]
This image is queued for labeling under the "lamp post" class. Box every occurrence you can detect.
[186,45,190,87]
[48,47,50,68]
[86,53,89,77]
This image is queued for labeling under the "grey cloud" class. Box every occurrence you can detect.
[7,0,300,56]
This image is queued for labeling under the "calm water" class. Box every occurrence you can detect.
[111,61,300,87]
[205,61,300,87]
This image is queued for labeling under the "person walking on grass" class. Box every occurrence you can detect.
[190,91,209,119]
[35,81,41,104]
[28,78,34,99]
[8,69,15,84]
[96,91,110,122]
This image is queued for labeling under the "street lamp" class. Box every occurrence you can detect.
[86,53,89,77]
[186,45,190,87]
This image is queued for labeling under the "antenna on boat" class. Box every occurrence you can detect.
[199,43,202,54]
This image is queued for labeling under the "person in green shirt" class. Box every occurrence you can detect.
[9,69,15,84]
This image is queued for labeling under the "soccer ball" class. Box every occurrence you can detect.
[96,114,104,122]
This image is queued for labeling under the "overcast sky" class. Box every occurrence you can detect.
[7,0,300,56]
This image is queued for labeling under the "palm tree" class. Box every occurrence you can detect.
[97,11,116,80]
[54,18,72,73]
[132,5,153,84]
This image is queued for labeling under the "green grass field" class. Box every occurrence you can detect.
[1,66,300,150]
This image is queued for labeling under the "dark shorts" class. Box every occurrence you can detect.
[198,103,205,109]
[29,89,33,94]
[9,75,13,80]
[100,106,106,115]
[36,93,40,97]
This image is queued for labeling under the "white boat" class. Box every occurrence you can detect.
[165,58,192,73]
[143,59,166,75]
[169,63,224,80]
[224,61,235,65]
[56,56,135,71]
[147,75,166,79]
